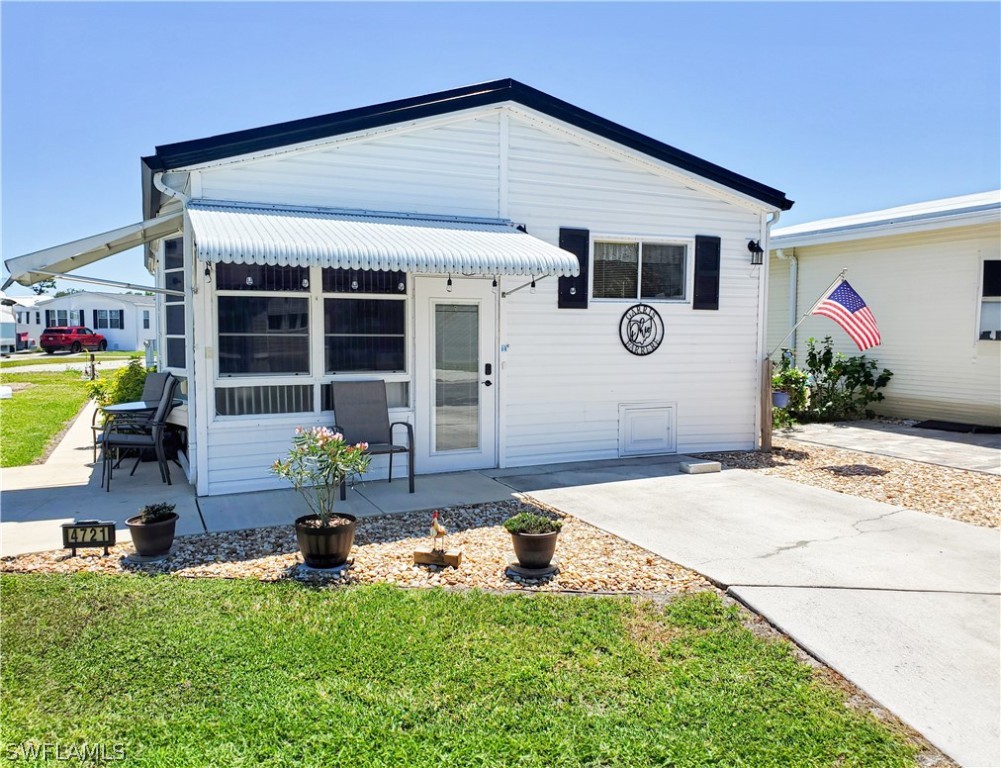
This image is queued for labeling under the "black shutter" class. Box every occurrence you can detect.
[92,309,99,328]
[45,310,53,327]
[558,228,589,309]
[693,235,721,311]
[117,310,125,329]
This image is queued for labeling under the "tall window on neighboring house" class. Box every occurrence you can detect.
[980,260,1001,341]
[35,312,40,325]
[592,240,689,300]
[163,238,186,369]
[143,310,150,330]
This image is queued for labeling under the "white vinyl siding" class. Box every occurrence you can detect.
[198,113,503,219]
[773,224,1001,426]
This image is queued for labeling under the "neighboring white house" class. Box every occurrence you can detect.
[3,79,793,495]
[769,191,1001,427]
[15,291,156,352]
[0,300,15,354]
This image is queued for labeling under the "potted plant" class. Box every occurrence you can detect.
[771,365,808,410]
[503,511,563,570]
[271,426,371,569]
[126,502,178,558]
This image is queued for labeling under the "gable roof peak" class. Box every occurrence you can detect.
[142,79,792,213]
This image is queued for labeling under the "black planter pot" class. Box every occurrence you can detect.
[510,531,559,569]
[126,513,178,558]
[295,514,357,569]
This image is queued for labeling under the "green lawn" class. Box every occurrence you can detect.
[0,575,918,767]
[0,371,93,467]
[0,351,138,369]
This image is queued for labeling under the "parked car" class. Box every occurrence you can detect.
[40,326,107,354]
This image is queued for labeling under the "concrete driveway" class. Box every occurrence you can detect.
[499,462,1001,768]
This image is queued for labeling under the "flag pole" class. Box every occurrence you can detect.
[767,268,847,360]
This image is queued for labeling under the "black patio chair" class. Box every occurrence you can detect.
[331,380,415,500]
[101,375,181,491]
[92,372,174,461]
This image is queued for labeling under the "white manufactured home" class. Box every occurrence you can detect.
[4,80,793,496]
[16,291,156,352]
[769,191,1001,427]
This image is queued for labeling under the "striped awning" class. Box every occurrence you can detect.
[187,201,580,277]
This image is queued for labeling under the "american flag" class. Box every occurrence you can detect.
[811,279,881,351]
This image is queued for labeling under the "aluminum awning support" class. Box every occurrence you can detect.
[187,201,581,277]
[2,211,184,290]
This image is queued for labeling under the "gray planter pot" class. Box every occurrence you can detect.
[510,531,559,569]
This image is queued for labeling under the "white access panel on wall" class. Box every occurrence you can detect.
[618,404,677,456]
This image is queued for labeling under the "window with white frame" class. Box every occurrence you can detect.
[163,238,186,369]
[322,269,407,374]
[143,310,150,330]
[94,309,123,329]
[592,240,688,300]
[216,263,310,376]
[979,260,1001,341]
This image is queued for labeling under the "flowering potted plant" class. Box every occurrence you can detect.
[271,426,370,569]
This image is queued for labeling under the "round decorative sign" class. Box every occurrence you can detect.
[619,304,664,356]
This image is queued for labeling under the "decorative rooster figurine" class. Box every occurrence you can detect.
[429,510,447,552]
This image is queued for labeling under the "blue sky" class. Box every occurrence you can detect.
[2,1,999,295]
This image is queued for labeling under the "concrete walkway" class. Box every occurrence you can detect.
[782,420,1001,475]
[3,406,999,765]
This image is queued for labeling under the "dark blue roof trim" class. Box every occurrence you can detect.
[142,79,793,211]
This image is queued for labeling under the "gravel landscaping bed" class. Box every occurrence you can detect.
[696,437,999,528]
[0,500,711,594]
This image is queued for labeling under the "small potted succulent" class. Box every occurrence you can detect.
[126,502,178,558]
[271,426,371,569]
[503,511,563,570]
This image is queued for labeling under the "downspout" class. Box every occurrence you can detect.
[758,210,781,451]
[775,247,798,360]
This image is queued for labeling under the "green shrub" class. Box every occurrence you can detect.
[796,336,893,422]
[87,357,150,406]
[503,512,563,535]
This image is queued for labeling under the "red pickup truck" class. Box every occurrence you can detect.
[40,326,107,354]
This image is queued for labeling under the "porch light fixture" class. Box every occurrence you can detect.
[530,277,536,294]
[747,240,764,265]
[446,275,453,293]
[204,265,212,283]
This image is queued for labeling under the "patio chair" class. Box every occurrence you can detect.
[91,372,174,461]
[101,375,181,491]
[331,380,415,500]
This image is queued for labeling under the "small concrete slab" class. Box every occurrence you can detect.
[679,460,721,474]
[733,586,1001,768]
[491,455,688,492]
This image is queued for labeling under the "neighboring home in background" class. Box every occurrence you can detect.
[769,191,1001,427]
[15,291,156,352]
[0,301,15,354]
[4,79,793,496]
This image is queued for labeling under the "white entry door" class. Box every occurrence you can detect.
[414,277,497,473]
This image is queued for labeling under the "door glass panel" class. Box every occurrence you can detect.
[434,304,479,452]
